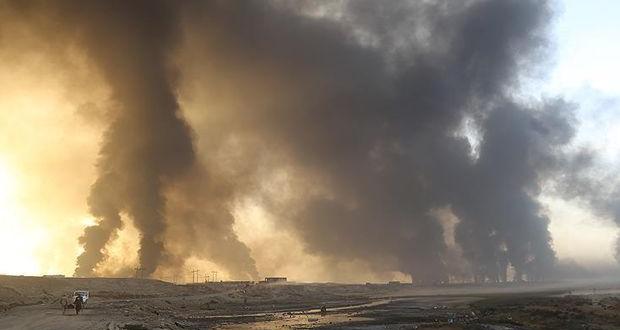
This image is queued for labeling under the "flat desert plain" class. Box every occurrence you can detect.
[2,275,620,329]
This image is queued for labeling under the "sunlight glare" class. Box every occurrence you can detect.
[0,158,41,275]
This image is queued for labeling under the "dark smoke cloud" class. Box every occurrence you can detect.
[71,2,194,275]
[451,100,575,282]
[63,0,195,277]
[178,0,575,282]
[6,0,610,282]
[68,0,258,278]
[3,0,258,278]
[164,165,260,280]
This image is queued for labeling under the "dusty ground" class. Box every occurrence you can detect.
[2,275,620,329]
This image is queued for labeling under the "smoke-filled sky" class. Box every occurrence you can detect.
[0,0,619,283]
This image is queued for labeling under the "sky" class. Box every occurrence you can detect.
[541,0,620,268]
[0,0,619,282]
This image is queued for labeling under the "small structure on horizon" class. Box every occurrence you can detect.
[264,277,287,284]
[43,274,65,278]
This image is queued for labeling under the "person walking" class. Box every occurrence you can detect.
[73,294,83,315]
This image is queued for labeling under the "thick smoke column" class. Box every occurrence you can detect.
[6,0,598,282]
[179,0,570,282]
[68,0,194,276]
[452,102,574,282]
[3,0,259,278]
[69,0,259,278]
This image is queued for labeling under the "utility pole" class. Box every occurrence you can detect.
[190,269,200,283]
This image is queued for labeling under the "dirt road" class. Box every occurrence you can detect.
[0,304,126,330]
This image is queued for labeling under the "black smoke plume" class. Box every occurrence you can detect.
[70,1,194,277]
[2,0,258,278]
[178,0,571,282]
[5,0,604,282]
[68,0,258,278]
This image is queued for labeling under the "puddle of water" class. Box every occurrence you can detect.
[215,313,370,329]
[198,299,395,329]
[189,299,392,321]
[198,296,480,329]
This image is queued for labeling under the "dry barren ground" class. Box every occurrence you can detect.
[2,275,620,329]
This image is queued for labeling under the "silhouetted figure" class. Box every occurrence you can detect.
[74,295,84,315]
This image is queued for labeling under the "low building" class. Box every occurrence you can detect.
[264,277,287,283]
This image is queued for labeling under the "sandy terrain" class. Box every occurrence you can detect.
[3,275,620,329]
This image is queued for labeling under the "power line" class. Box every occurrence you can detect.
[189,269,200,284]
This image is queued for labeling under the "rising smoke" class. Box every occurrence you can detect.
[66,0,258,279]
[4,0,614,282]
[2,0,258,279]
[177,0,569,283]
